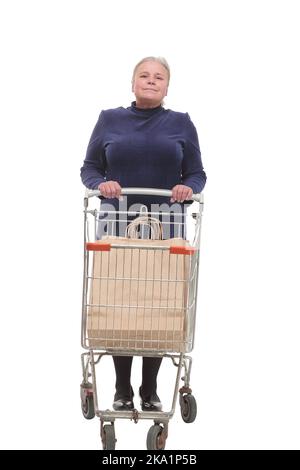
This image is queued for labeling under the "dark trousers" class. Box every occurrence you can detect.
[113,356,162,397]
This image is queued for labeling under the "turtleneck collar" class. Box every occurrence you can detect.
[128,101,163,115]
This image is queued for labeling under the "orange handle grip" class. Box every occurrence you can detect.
[169,246,196,255]
[86,242,111,251]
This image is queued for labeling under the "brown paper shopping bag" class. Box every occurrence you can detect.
[86,217,194,352]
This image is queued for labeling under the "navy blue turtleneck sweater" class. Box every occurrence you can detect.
[80,102,206,207]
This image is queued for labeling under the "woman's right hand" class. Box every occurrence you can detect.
[98,181,122,199]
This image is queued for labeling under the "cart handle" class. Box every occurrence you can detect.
[85,187,203,203]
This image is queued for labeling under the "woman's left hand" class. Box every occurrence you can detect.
[170,185,193,203]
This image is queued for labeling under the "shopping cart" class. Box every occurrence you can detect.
[80,188,204,450]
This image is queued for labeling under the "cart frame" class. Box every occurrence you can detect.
[80,188,204,450]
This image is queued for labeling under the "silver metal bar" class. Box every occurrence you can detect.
[105,243,176,250]
[81,209,89,348]
[112,246,119,348]
[97,410,172,420]
[103,250,110,345]
[135,249,141,348]
[170,353,185,415]
[90,350,99,413]
[178,355,193,388]
[85,302,190,311]
[87,209,188,218]
[85,187,203,203]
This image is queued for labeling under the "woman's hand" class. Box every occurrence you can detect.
[98,181,122,199]
[170,184,193,203]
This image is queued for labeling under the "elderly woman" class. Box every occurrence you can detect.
[80,56,206,412]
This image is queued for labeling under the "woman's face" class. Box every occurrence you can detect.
[132,60,169,108]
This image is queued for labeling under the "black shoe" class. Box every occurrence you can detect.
[112,388,134,411]
[139,386,162,412]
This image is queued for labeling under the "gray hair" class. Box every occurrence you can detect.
[131,56,171,84]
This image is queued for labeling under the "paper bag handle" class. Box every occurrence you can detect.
[125,216,163,240]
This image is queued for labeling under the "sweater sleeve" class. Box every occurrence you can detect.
[80,111,107,189]
[181,113,207,193]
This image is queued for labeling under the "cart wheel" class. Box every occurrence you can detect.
[102,424,116,450]
[81,395,95,420]
[146,424,166,450]
[180,394,197,423]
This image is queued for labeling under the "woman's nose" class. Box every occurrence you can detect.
[147,78,155,85]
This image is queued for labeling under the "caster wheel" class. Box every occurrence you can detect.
[81,395,95,420]
[180,394,197,423]
[146,424,166,450]
[80,383,95,420]
[102,424,116,450]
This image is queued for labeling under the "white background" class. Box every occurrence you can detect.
[0,0,299,450]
